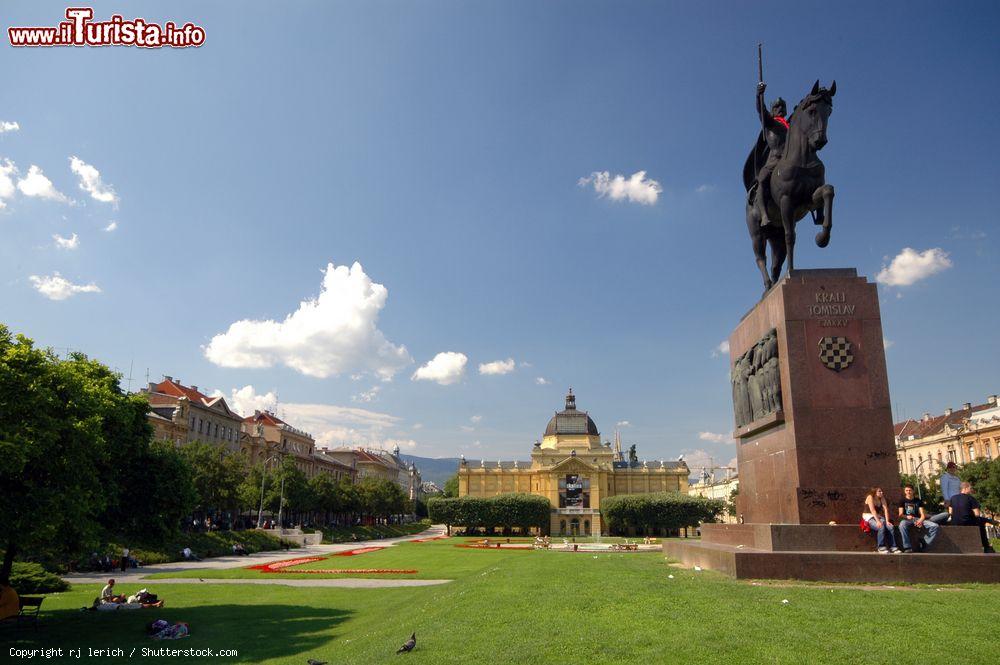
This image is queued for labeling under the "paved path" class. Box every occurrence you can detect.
[64,525,450,587]
[147,577,451,588]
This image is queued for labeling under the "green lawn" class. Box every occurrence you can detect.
[9,540,1000,664]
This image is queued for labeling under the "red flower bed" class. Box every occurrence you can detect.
[282,568,417,574]
[247,557,324,572]
[410,535,449,543]
[335,547,383,556]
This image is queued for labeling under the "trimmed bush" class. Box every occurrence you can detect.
[429,494,550,533]
[601,492,723,534]
[320,521,430,544]
[10,562,70,594]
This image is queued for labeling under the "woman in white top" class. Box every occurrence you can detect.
[863,487,899,553]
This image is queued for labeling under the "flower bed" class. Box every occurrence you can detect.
[282,568,417,574]
[334,547,384,556]
[247,557,324,572]
[410,535,449,543]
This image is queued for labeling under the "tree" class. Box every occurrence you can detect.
[110,440,196,544]
[442,474,459,498]
[0,328,150,580]
[178,441,247,516]
[309,473,341,525]
[600,493,723,535]
[959,459,1000,516]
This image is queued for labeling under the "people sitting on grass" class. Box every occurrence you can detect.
[898,484,940,553]
[232,543,249,556]
[949,482,998,554]
[95,581,164,610]
[863,487,900,553]
[101,578,127,604]
[181,547,201,561]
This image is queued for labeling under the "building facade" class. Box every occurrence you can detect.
[143,377,244,451]
[688,474,739,524]
[894,394,1000,477]
[458,390,689,536]
[241,410,355,481]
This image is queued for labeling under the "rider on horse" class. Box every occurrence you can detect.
[750,81,789,227]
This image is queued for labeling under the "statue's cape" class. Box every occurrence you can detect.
[743,131,769,192]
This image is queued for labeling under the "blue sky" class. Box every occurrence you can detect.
[2,1,998,473]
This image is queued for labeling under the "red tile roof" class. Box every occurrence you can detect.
[894,401,994,441]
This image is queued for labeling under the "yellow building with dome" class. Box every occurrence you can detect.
[457,390,690,536]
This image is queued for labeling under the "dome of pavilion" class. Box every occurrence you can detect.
[543,389,600,437]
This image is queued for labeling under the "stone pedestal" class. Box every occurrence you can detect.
[664,269,1000,583]
[731,269,898,524]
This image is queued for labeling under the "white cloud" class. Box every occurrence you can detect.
[29,272,100,300]
[0,160,18,208]
[0,121,19,133]
[17,165,69,203]
[352,386,381,403]
[883,338,894,350]
[204,262,412,380]
[217,385,401,447]
[876,248,952,287]
[53,232,79,250]
[479,358,515,375]
[680,448,717,475]
[578,170,661,205]
[470,415,483,424]
[412,423,423,430]
[698,431,734,444]
[616,420,631,428]
[519,361,533,368]
[104,221,118,232]
[711,340,730,358]
[535,377,550,385]
[69,156,118,204]
[384,438,418,451]
[460,425,475,432]
[695,184,715,194]
[412,351,467,385]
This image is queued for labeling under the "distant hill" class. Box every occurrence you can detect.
[399,455,463,488]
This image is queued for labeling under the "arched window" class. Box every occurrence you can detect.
[584,520,591,536]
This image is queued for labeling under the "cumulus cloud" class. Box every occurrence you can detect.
[535,377,550,385]
[17,165,69,203]
[53,232,79,250]
[460,425,475,432]
[616,420,631,428]
[0,121,19,133]
[69,156,118,204]
[876,248,952,287]
[104,221,118,232]
[29,272,100,300]
[883,338,894,350]
[216,385,401,447]
[412,351,467,385]
[698,431,734,444]
[470,415,483,424]
[479,358,515,375]
[0,160,18,208]
[711,340,730,358]
[204,262,412,379]
[352,386,381,403]
[578,170,661,205]
[695,184,715,194]
[412,423,424,430]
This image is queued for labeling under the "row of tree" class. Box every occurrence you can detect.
[0,326,411,581]
[428,494,551,534]
[600,493,724,534]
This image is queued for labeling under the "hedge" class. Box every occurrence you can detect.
[9,562,70,594]
[600,492,723,533]
[428,494,550,532]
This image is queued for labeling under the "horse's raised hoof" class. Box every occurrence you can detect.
[815,229,830,248]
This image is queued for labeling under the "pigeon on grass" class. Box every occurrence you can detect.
[307,660,328,665]
[397,632,416,654]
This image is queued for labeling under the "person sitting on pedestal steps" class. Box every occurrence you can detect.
[897,484,939,553]
[863,487,900,554]
[928,461,961,525]
[949,482,998,554]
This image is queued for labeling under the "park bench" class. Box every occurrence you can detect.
[0,596,44,631]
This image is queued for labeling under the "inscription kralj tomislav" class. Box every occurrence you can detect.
[731,329,782,429]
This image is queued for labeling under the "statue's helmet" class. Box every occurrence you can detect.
[771,97,787,116]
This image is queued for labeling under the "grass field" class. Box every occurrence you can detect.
[9,539,1000,664]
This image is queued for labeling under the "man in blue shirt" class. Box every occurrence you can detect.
[928,461,961,525]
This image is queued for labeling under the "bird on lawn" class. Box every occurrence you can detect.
[306,660,328,665]
[396,632,416,654]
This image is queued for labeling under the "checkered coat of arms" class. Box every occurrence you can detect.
[818,336,853,371]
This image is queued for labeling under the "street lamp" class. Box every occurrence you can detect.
[911,457,938,501]
[257,455,279,529]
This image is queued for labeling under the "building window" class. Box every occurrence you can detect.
[947,449,957,464]
[897,458,902,471]
[986,442,993,461]
[190,417,195,431]
[214,423,219,438]
[198,418,203,434]
[969,445,975,461]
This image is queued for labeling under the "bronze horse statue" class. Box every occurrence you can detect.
[744,80,836,293]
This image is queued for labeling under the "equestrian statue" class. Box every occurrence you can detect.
[744,73,836,294]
